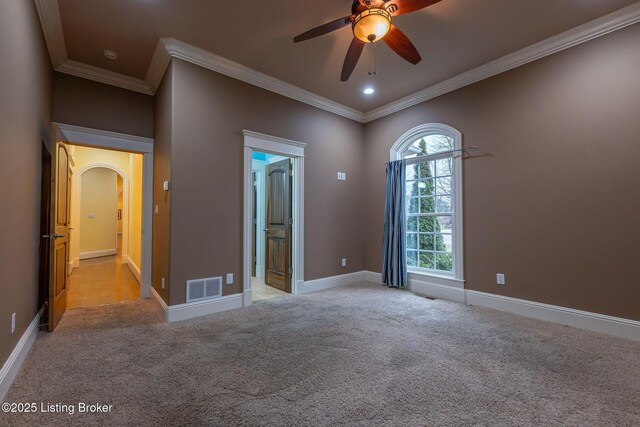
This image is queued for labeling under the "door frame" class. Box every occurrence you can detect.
[242,130,306,305]
[53,123,154,299]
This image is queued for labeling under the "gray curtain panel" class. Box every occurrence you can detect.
[382,160,407,288]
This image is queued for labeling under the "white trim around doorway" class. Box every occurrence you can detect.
[242,130,306,306]
[53,123,154,299]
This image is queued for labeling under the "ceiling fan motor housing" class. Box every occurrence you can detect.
[352,7,392,43]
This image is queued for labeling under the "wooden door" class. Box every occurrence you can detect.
[48,142,70,331]
[38,143,52,311]
[264,159,292,292]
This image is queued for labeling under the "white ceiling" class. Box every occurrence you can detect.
[44,0,640,115]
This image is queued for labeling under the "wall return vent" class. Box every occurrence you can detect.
[186,277,223,303]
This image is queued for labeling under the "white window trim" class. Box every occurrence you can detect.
[390,123,465,285]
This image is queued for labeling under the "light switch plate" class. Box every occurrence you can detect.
[163,181,170,191]
[341,258,347,267]
[496,273,506,286]
[226,273,234,285]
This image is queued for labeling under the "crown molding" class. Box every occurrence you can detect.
[35,0,640,122]
[150,38,367,122]
[34,0,154,95]
[58,60,153,94]
[34,0,67,68]
[364,2,640,122]
[145,40,172,93]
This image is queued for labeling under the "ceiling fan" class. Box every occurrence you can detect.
[294,0,442,81]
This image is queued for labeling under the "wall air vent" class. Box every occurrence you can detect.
[186,277,223,303]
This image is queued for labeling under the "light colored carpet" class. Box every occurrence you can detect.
[1,283,639,426]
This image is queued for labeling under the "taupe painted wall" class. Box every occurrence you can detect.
[152,63,174,304]
[52,72,154,138]
[363,23,640,321]
[164,59,364,305]
[0,1,52,366]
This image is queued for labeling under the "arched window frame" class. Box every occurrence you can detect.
[390,123,464,282]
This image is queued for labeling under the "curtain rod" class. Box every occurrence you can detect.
[385,146,479,165]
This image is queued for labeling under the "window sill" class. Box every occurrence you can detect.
[407,268,465,289]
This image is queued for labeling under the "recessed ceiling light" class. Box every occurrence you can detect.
[104,50,118,60]
[364,87,375,95]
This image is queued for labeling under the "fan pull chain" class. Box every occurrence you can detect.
[368,42,377,76]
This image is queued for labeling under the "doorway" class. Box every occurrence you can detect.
[67,144,144,308]
[242,130,305,306]
[43,123,154,331]
[251,151,293,301]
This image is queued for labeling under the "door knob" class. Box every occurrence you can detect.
[263,228,270,232]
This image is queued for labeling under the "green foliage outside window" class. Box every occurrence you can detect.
[406,137,453,272]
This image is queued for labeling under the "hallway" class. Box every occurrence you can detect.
[67,238,140,308]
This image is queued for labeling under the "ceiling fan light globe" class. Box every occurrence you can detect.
[352,8,391,43]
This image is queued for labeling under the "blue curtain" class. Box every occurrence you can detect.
[382,160,407,288]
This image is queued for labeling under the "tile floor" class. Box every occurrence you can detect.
[251,276,288,301]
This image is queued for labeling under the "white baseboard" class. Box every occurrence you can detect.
[0,309,43,402]
[123,254,141,284]
[151,286,168,310]
[410,279,466,303]
[243,290,252,307]
[364,270,639,341]
[79,249,117,260]
[149,268,640,341]
[151,287,244,323]
[364,270,466,303]
[466,290,640,341]
[299,271,365,294]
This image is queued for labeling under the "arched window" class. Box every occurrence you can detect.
[390,124,464,281]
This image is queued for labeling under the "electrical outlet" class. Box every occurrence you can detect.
[226,273,234,285]
[11,313,15,334]
[341,258,347,267]
[496,273,506,286]
[162,277,166,289]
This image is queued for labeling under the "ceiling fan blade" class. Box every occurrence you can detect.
[386,0,442,16]
[384,25,421,65]
[294,16,355,43]
[341,38,366,81]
